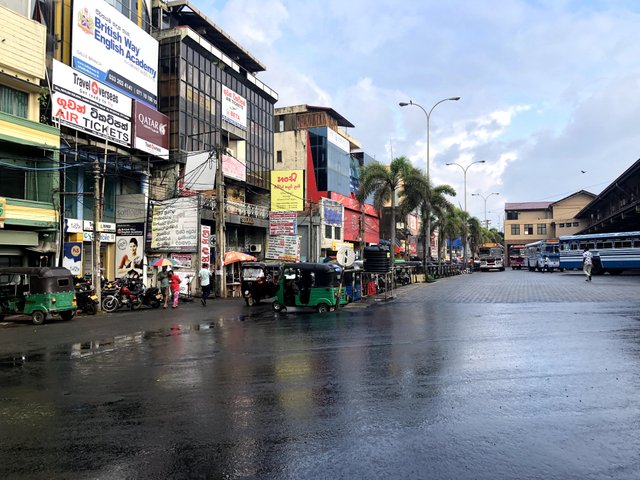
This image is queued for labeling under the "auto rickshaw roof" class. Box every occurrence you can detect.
[0,267,73,278]
[283,262,342,272]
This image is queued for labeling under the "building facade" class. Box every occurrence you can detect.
[504,190,595,264]
[274,105,379,261]
[0,2,60,268]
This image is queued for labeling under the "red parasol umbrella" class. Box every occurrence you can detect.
[224,251,256,265]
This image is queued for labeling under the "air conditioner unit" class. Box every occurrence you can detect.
[225,147,235,157]
[249,244,261,253]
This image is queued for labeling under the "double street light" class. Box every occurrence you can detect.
[445,160,486,268]
[472,192,500,228]
[399,97,461,263]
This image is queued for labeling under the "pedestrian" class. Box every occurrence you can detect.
[157,266,171,308]
[198,263,212,306]
[583,246,593,281]
[169,271,181,308]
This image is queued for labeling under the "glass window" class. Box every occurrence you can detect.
[537,224,547,235]
[511,224,520,235]
[335,227,341,239]
[276,151,282,163]
[506,211,518,220]
[0,85,28,118]
[325,225,332,238]
[573,222,580,227]
[524,224,533,235]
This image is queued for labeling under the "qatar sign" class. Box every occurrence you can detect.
[132,101,169,157]
[72,0,158,107]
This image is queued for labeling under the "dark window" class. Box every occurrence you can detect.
[0,85,28,118]
[506,211,518,220]
[0,168,25,198]
[572,222,579,227]
[325,225,332,238]
[524,224,533,235]
[537,224,547,235]
[511,224,520,235]
[335,227,341,239]
[276,150,282,163]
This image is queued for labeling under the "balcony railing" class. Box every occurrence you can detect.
[201,198,270,220]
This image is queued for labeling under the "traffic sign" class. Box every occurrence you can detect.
[336,246,355,267]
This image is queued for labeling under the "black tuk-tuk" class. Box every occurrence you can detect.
[0,267,77,325]
[240,262,282,306]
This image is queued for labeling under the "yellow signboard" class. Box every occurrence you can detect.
[271,170,304,212]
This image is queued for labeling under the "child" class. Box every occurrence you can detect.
[169,271,181,308]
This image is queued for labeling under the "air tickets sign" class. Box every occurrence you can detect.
[52,60,131,147]
[72,0,159,107]
[271,170,304,212]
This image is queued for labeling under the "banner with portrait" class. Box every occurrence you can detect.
[116,223,144,279]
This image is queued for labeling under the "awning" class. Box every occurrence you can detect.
[26,241,57,253]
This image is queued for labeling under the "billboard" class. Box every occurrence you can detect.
[72,0,159,107]
[221,86,247,129]
[222,153,246,182]
[271,170,304,211]
[115,223,144,278]
[150,197,198,252]
[266,235,300,262]
[269,211,298,235]
[52,60,131,147]
[132,101,168,157]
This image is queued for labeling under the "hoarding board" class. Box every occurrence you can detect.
[266,235,300,262]
[72,0,158,107]
[271,170,304,211]
[132,101,168,157]
[269,211,298,235]
[150,197,198,252]
[221,86,247,129]
[51,60,131,147]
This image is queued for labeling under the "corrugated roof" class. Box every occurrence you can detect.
[504,202,552,211]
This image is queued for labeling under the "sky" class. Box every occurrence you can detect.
[203,0,640,227]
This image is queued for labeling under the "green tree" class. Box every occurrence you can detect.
[357,156,417,267]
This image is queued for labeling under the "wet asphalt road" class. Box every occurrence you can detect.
[1,269,640,479]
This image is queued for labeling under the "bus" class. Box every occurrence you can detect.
[477,243,505,271]
[558,231,640,274]
[508,244,526,270]
[524,239,561,272]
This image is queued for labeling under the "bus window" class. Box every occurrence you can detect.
[597,242,612,249]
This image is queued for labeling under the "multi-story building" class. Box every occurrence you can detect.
[504,190,595,264]
[0,2,60,267]
[274,105,379,260]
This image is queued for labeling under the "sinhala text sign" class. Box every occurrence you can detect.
[271,170,304,211]
[269,211,298,235]
[150,197,198,252]
[72,0,159,107]
[221,86,247,129]
[266,235,300,262]
[52,60,131,147]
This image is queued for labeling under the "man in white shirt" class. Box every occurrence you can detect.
[199,263,212,305]
[582,247,593,282]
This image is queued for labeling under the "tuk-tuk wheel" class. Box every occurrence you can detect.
[60,311,74,321]
[85,303,97,315]
[32,311,45,325]
[272,301,283,312]
[317,303,329,313]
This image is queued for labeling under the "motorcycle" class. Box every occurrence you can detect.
[140,286,163,309]
[101,278,143,313]
[74,281,99,315]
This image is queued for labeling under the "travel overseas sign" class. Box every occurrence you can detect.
[72,0,159,107]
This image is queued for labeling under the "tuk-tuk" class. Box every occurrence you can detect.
[0,267,77,325]
[272,262,349,313]
[240,262,282,306]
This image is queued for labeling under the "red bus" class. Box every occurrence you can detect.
[508,244,526,270]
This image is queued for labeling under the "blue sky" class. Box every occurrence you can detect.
[204,0,640,226]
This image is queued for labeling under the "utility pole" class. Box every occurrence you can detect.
[216,146,226,298]
[92,157,102,311]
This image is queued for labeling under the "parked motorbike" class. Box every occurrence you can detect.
[73,277,98,315]
[101,278,143,313]
[140,286,163,309]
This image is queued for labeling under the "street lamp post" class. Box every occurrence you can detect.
[472,192,500,228]
[445,160,486,268]
[399,97,461,266]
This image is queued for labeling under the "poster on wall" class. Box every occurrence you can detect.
[321,199,343,227]
[200,225,211,268]
[115,223,144,278]
[150,197,198,252]
[71,0,159,107]
[269,211,298,235]
[221,87,247,129]
[266,235,300,262]
[270,170,304,211]
[63,242,83,276]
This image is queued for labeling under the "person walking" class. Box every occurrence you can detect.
[158,266,171,308]
[199,263,212,306]
[169,271,181,308]
[583,246,593,281]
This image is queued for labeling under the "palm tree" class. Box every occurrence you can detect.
[357,156,416,267]
[400,173,456,270]
[467,216,484,262]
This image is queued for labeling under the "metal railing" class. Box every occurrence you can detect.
[200,198,270,219]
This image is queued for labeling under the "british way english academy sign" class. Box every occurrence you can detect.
[72,0,159,107]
